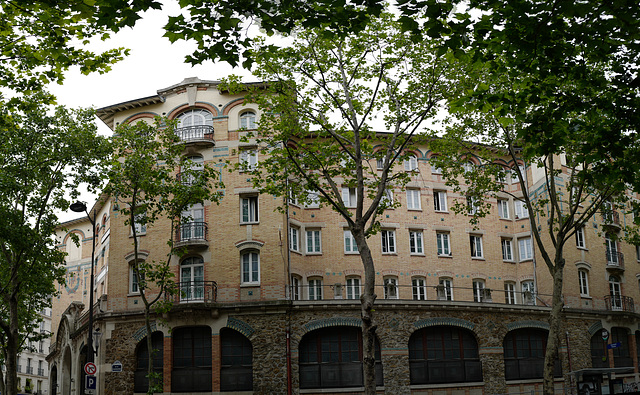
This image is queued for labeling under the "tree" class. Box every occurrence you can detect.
[0,93,110,395]
[106,118,223,394]
[0,0,161,91]
[221,13,453,393]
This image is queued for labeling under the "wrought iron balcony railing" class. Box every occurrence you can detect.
[177,169,203,186]
[175,222,208,246]
[604,295,634,312]
[602,211,621,227]
[175,125,215,144]
[606,250,625,268]
[166,280,217,304]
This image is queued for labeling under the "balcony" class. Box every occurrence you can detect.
[166,280,217,304]
[602,211,621,230]
[175,221,209,249]
[26,366,33,374]
[177,170,203,186]
[175,125,215,146]
[606,250,625,270]
[604,295,634,312]
[38,368,45,376]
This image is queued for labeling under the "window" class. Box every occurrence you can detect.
[591,332,608,368]
[412,277,427,300]
[521,280,535,305]
[304,190,320,208]
[579,270,590,296]
[406,189,421,210]
[291,276,301,300]
[289,227,299,252]
[606,235,620,265]
[381,189,394,206]
[430,159,442,174]
[467,196,479,215]
[180,257,204,301]
[376,157,384,170]
[514,200,529,219]
[220,329,253,391]
[130,264,144,294]
[438,278,453,300]
[308,278,323,300]
[504,282,516,304]
[518,237,533,261]
[306,230,321,254]
[498,199,509,219]
[504,328,561,380]
[239,111,256,129]
[511,165,525,184]
[180,204,205,241]
[132,211,147,235]
[636,245,640,261]
[134,332,164,393]
[240,196,258,223]
[181,155,204,185]
[346,277,361,300]
[433,191,447,212]
[384,277,399,299]
[409,326,482,384]
[239,149,258,171]
[436,232,451,256]
[502,239,513,261]
[404,155,418,171]
[344,230,358,253]
[470,235,483,258]
[299,327,383,389]
[342,187,357,208]
[381,230,396,254]
[463,161,475,173]
[409,231,424,254]
[472,280,485,302]
[177,109,213,128]
[609,275,622,310]
[576,226,586,248]
[241,252,259,284]
[611,327,632,367]
[172,326,212,392]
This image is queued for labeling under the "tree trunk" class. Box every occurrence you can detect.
[144,306,157,394]
[353,228,377,395]
[543,264,564,395]
[5,288,19,395]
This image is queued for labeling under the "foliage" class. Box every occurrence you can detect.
[106,117,223,394]
[0,0,161,91]
[0,92,110,394]
[221,13,453,393]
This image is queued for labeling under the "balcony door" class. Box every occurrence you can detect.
[181,204,204,241]
[181,257,204,301]
[609,275,622,310]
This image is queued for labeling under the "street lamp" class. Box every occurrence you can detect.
[69,201,97,369]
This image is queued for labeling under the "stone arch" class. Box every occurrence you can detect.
[61,345,72,395]
[414,317,475,332]
[121,111,158,125]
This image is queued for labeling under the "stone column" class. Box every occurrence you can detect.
[480,347,507,394]
[381,349,411,395]
[211,333,221,391]
[162,335,171,392]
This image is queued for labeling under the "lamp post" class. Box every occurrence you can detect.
[70,201,97,371]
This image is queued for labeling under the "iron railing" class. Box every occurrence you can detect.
[606,250,625,268]
[605,295,634,312]
[603,211,621,226]
[166,280,217,304]
[177,170,203,186]
[175,221,208,243]
[175,125,214,143]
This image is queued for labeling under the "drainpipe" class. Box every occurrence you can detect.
[523,160,539,303]
[284,177,293,395]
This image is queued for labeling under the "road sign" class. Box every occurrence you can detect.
[84,362,97,376]
[601,329,610,341]
[112,360,123,372]
[85,375,97,389]
[607,342,622,349]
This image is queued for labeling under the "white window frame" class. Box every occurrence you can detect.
[437,232,451,256]
[376,157,384,170]
[504,282,516,304]
[578,269,590,296]
[430,159,442,174]
[239,110,256,129]
[470,235,483,258]
[406,189,421,210]
[241,252,260,284]
[239,149,258,171]
[463,161,475,173]
[346,277,361,300]
[511,165,525,184]
[576,226,586,248]
[384,277,399,299]
[409,230,424,255]
[289,226,300,252]
[291,276,301,300]
[518,237,533,261]
[514,200,529,219]
[412,277,427,300]
[404,155,418,171]
[381,230,396,254]
[308,278,323,300]
[240,195,259,224]
[306,229,321,254]
[434,191,447,212]
[502,238,513,261]
[467,196,479,215]
[439,278,453,300]
[342,187,357,208]
[130,264,143,294]
[344,230,359,253]
[472,280,485,302]
[304,190,320,208]
[132,212,147,235]
[381,189,394,207]
[498,199,509,219]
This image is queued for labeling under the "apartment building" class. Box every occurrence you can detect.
[47,77,640,395]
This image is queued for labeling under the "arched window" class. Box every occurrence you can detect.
[504,328,561,380]
[180,257,204,301]
[611,327,632,367]
[299,326,382,389]
[239,111,256,129]
[65,233,82,261]
[177,109,213,127]
[134,332,164,393]
[241,251,260,285]
[408,326,482,384]
[220,328,253,391]
[591,331,609,368]
[172,326,212,392]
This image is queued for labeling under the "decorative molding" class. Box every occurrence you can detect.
[588,321,603,336]
[506,320,549,332]
[414,317,475,331]
[132,322,157,342]
[227,317,255,338]
[303,317,362,334]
